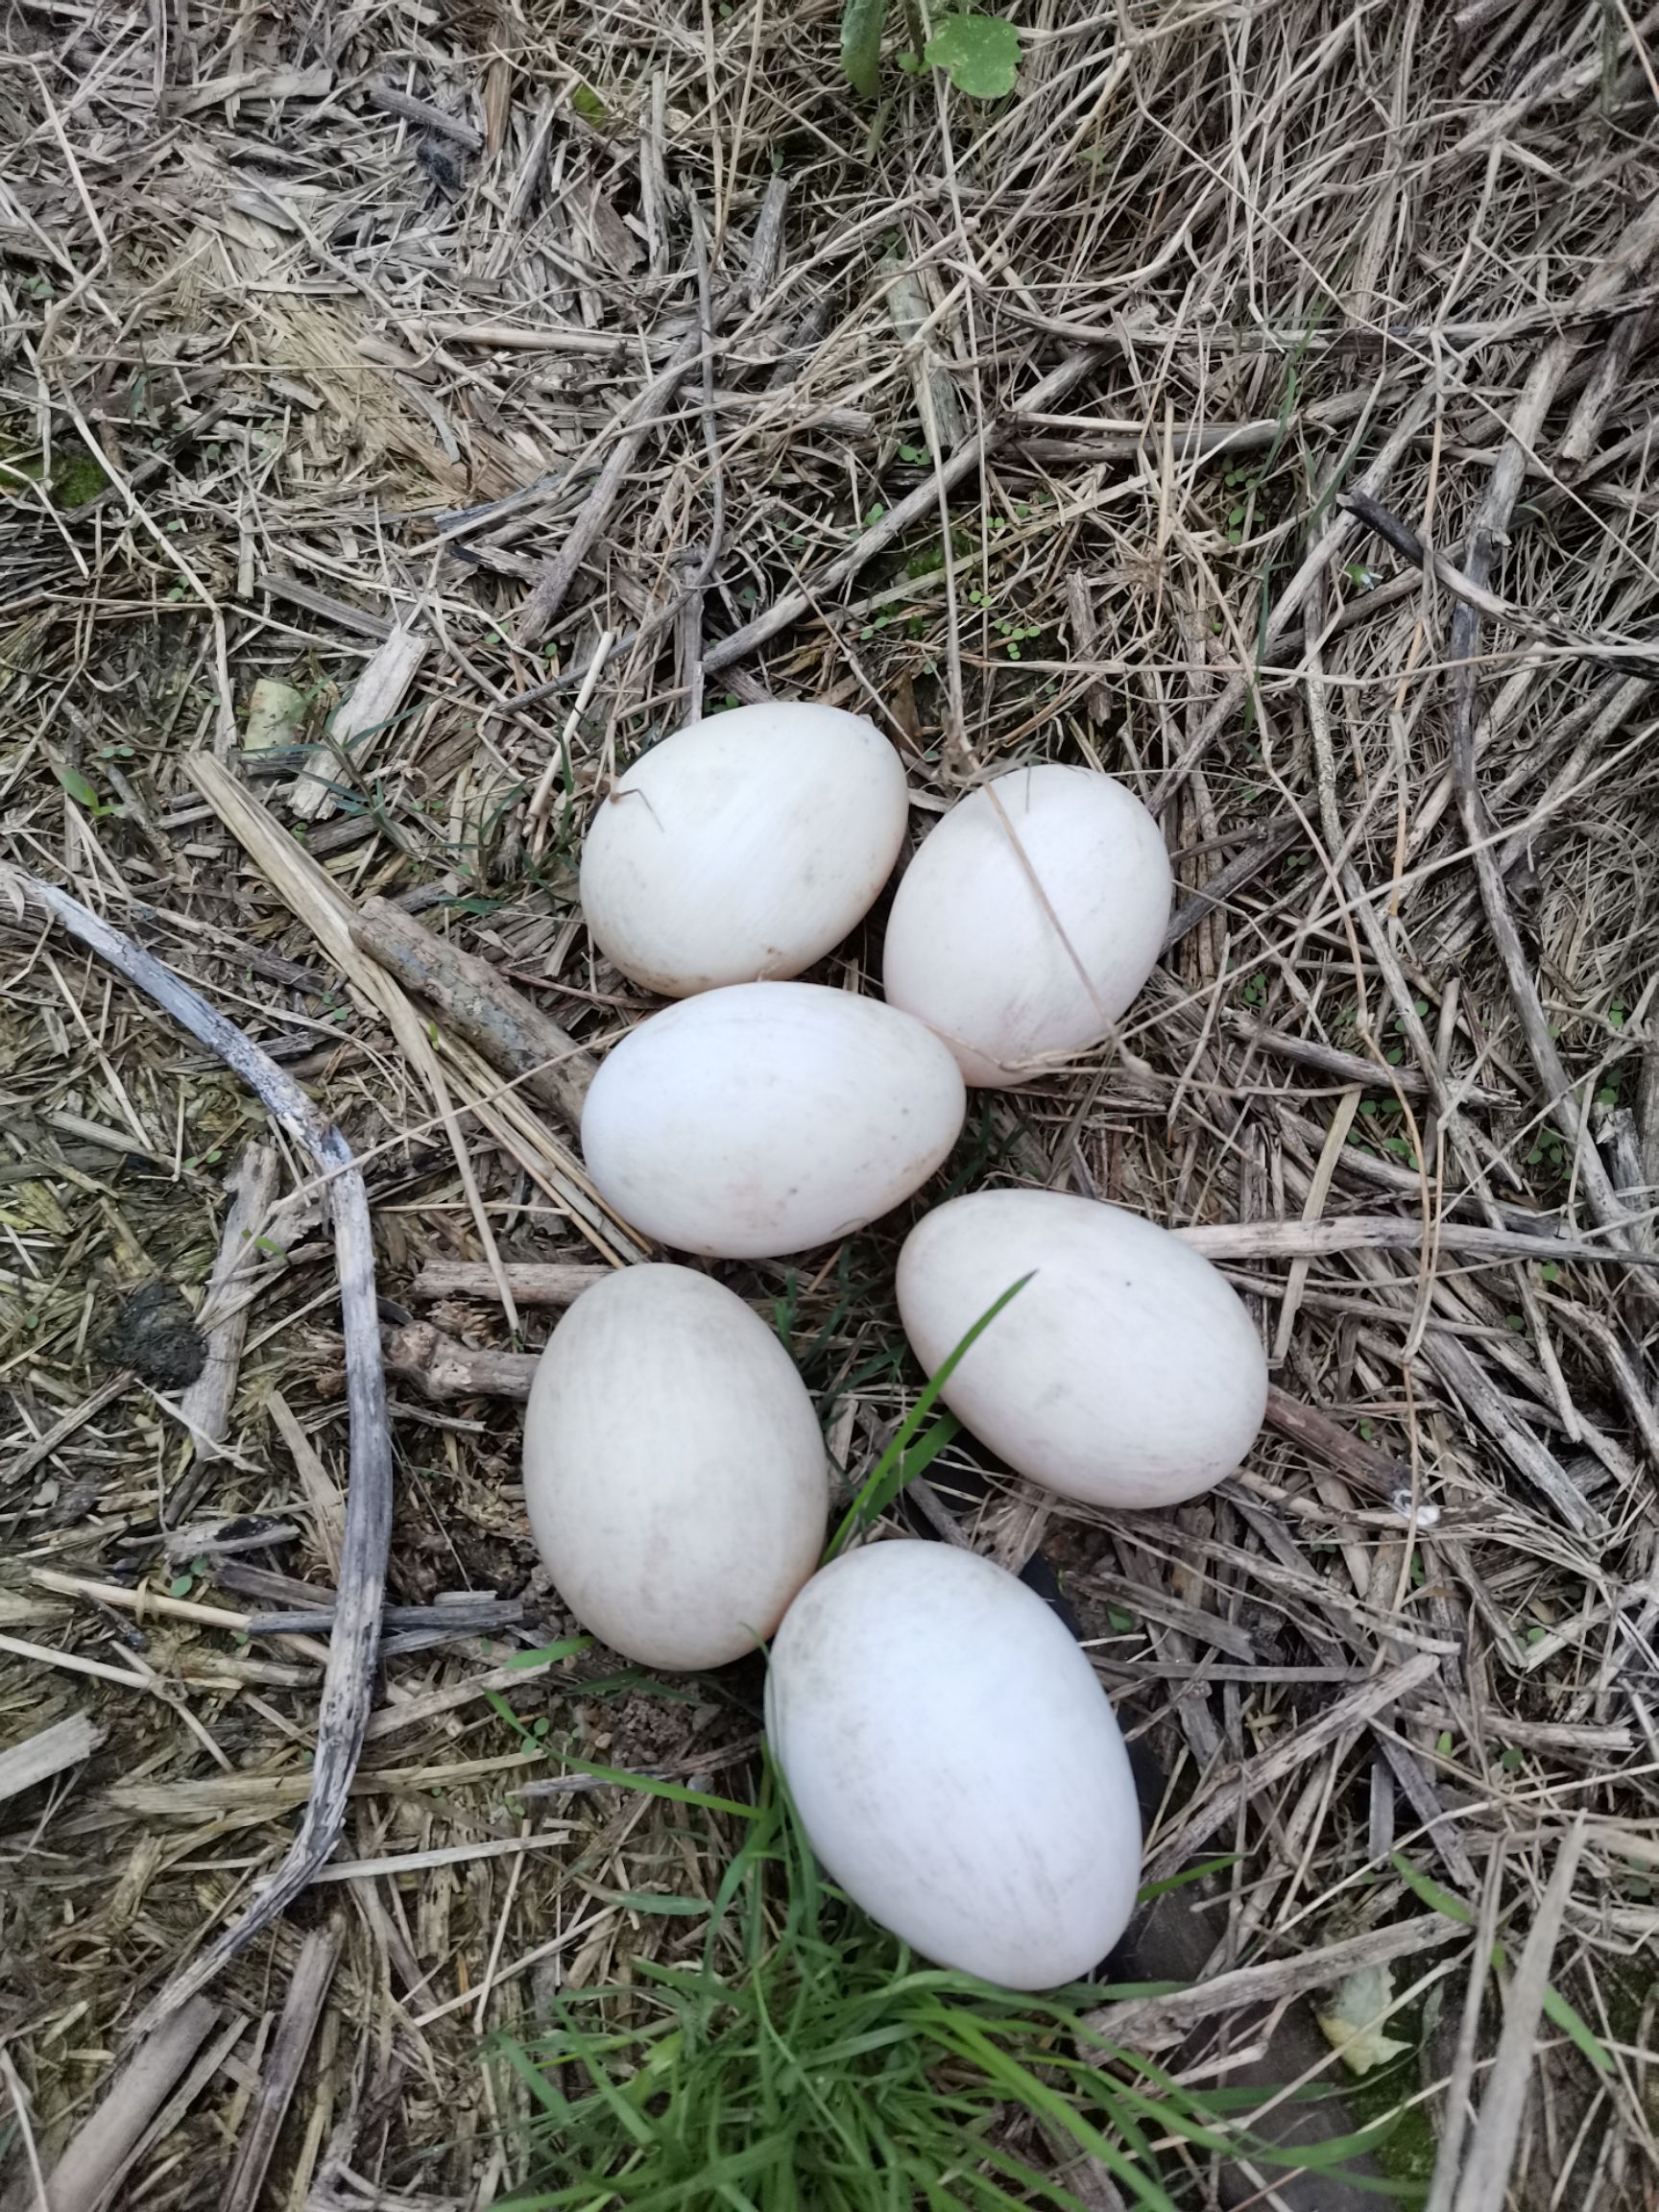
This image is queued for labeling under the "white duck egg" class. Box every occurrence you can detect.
[522,1264,828,1670]
[765,1540,1141,1989]
[897,1190,1266,1509]
[580,981,966,1260]
[882,762,1172,1084]
[579,702,909,997]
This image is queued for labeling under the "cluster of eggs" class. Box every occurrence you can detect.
[521,702,1268,1991]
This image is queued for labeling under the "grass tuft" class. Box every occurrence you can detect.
[490,1767,1397,2210]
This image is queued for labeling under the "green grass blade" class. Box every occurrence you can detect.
[1541,1984,1614,2075]
[543,1752,759,1818]
[825,1274,1031,1557]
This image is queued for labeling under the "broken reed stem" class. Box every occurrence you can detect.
[349,895,598,1126]
[0,1998,219,2212]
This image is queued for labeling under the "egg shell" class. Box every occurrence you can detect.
[579,703,909,997]
[882,763,1172,1084]
[765,1540,1141,1988]
[522,1264,828,1670]
[580,981,967,1260]
[898,1190,1266,1508]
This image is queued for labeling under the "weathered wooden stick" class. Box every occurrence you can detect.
[288,623,428,822]
[176,1142,280,1474]
[1083,1913,1460,2054]
[349,896,597,1129]
[1262,1384,1412,1499]
[1441,1824,1585,2210]
[384,1319,538,1401]
[409,1215,1659,1319]
[1341,487,1659,680]
[882,251,967,454]
[0,866,392,2038]
[1182,1214,1659,1269]
[0,1713,103,1806]
[368,81,481,149]
[1162,816,1301,951]
[5,1998,219,2212]
[412,1259,608,1306]
[214,1924,340,2212]
[1222,1011,1508,1107]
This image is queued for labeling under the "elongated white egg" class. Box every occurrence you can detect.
[581,981,966,1259]
[766,1541,1141,1988]
[898,1190,1266,1508]
[522,1264,828,1669]
[579,703,909,997]
[882,763,1172,1084]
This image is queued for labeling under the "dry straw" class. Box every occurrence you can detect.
[4,0,1659,2204]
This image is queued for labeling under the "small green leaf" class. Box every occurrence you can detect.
[1435,1730,1454,1756]
[570,82,608,123]
[1107,1605,1136,1633]
[550,1753,759,1818]
[605,1889,710,1916]
[1542,1985,1614,2074]
[1138,1853,1240,1902]
[504,1635,593,1670]
[923,12,1021,98]
[1391,1853,1474,1925]
[1596,1085,1618,1109]
[55,763,99,809]
[168,1573,194,1599]
[839,0,886,99]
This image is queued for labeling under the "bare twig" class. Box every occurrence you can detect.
[1083,1914,1462,2053]
[349,896,598,1128]
[215,1923,340,2212]
[1448,1824,1586,2212]
[2,1999,219,2212]
[368,82,482,150]
[173,1142,280,1482]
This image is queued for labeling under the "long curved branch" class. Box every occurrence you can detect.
[0,864,390,2034]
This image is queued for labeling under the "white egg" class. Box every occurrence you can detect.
[579,702,909,997]
[882,763,1172,1084]
[898,1190,1266,1509]
[522,1264,828,1670]
[765,1541,1141,1988]
[581,982,967,1260]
